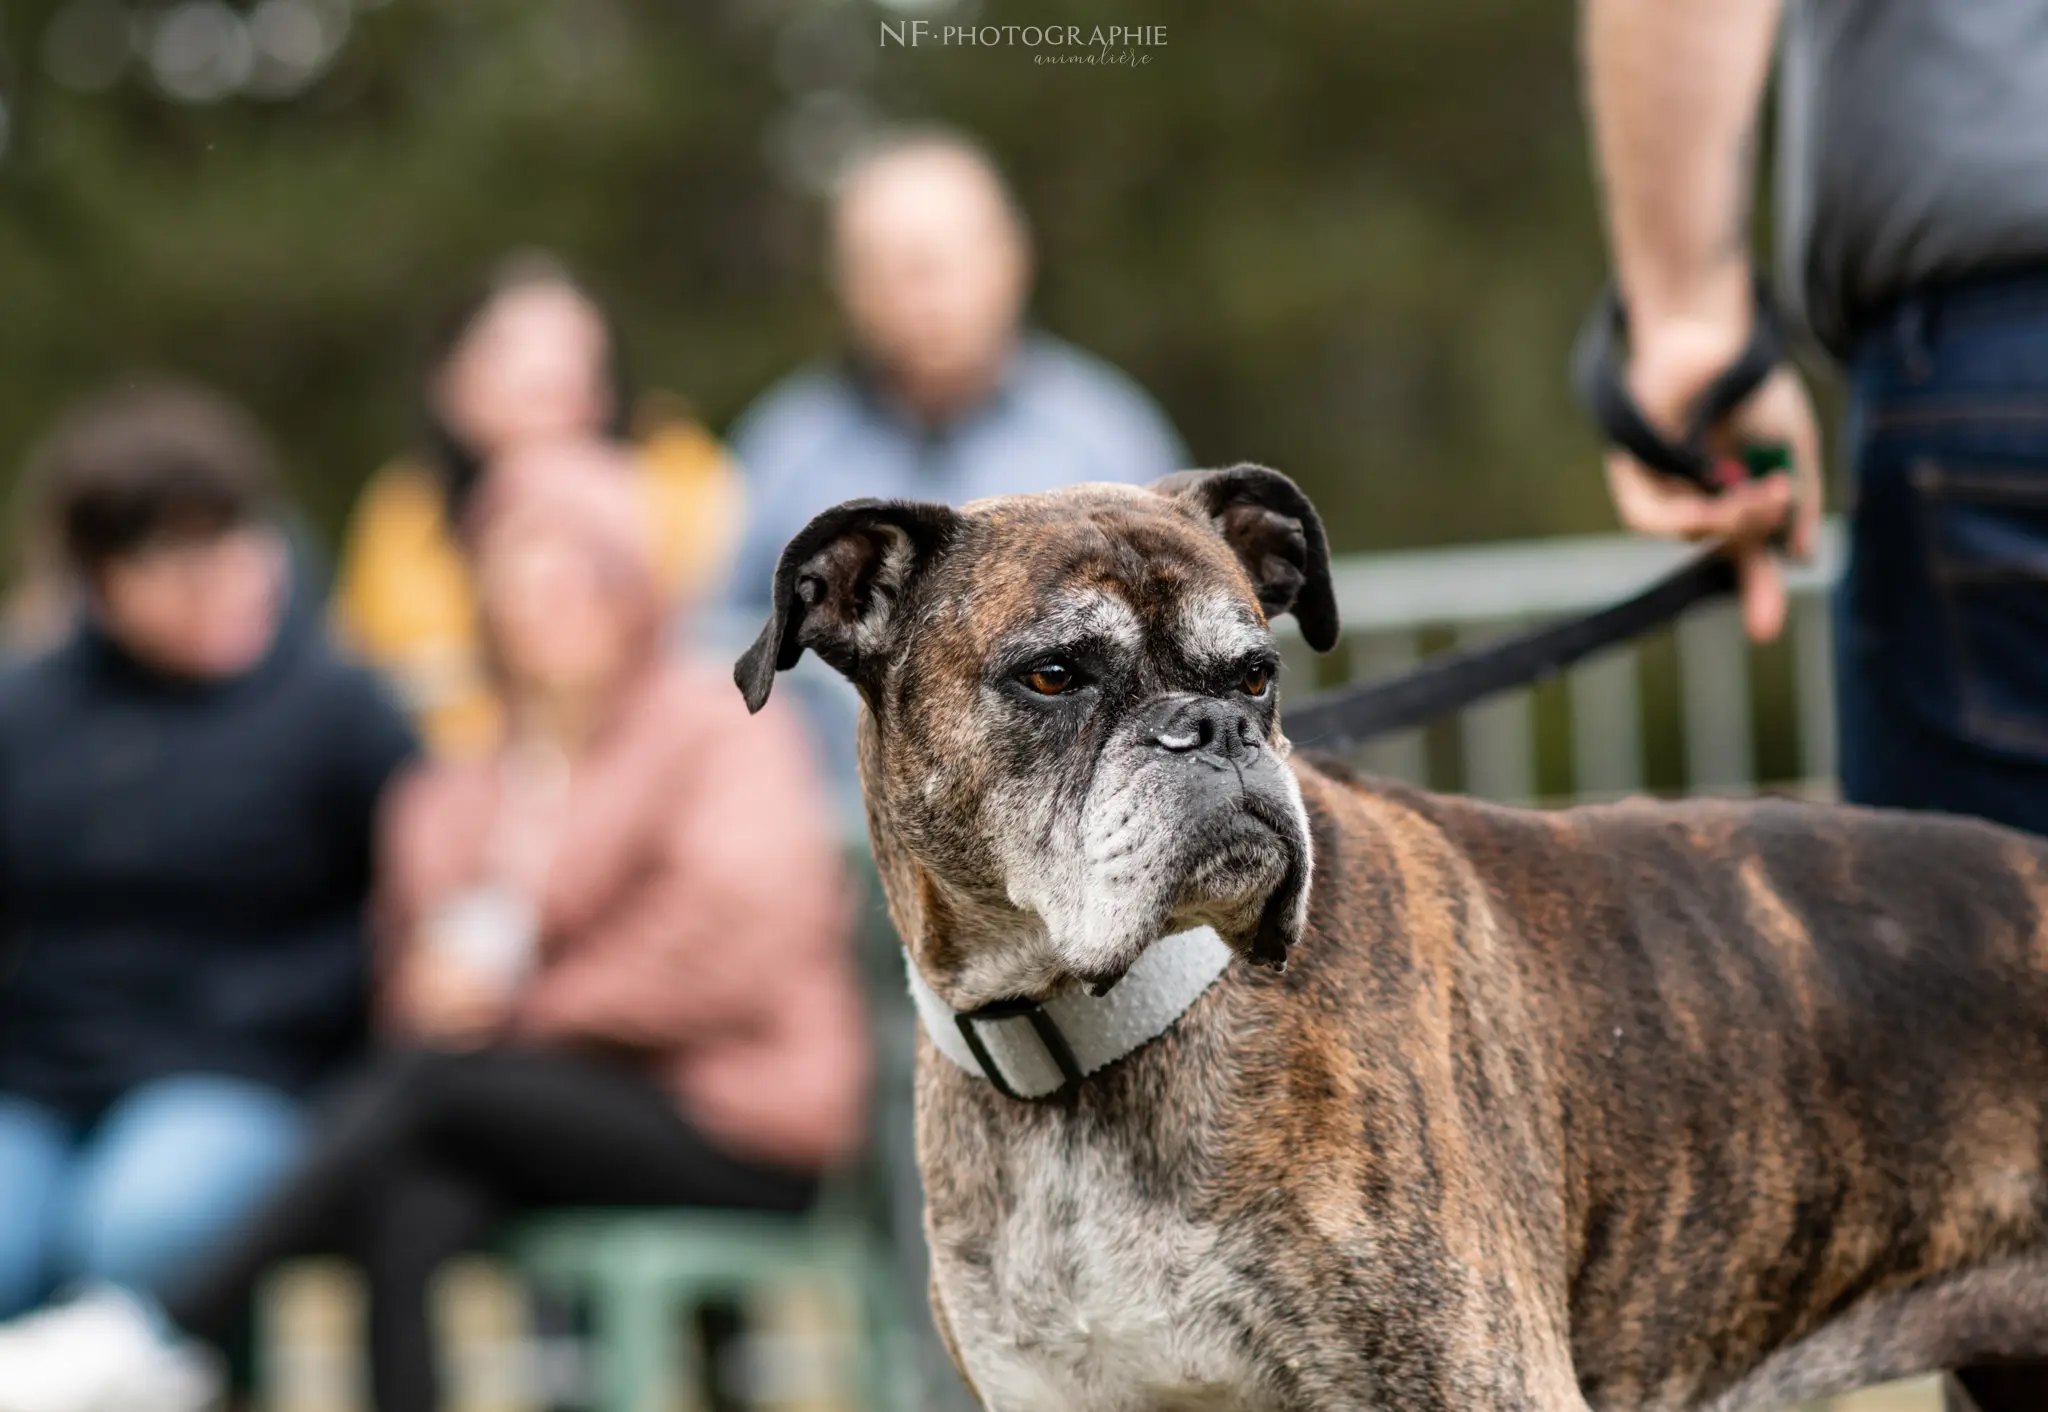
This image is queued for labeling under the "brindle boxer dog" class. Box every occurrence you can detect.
[735,466,2048,1411]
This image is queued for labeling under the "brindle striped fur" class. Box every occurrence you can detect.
[737,470,2048,1410]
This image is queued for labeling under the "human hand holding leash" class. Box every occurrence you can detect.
[1611,323,1822,641]
[1574,279,1823,643]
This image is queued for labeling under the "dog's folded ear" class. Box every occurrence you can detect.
[734,498,961,713]
[1153,464,1340,652]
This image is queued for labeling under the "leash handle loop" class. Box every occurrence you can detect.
[1571,274,1787,496]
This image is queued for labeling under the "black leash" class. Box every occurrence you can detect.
[1285,547,1736,750]
[1288,279,1789,752]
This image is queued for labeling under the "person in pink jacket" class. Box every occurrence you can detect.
[0,439,868,1412]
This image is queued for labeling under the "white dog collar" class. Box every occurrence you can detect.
[905,927,1236,1101]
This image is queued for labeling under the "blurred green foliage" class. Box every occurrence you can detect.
[0,0,1613,555]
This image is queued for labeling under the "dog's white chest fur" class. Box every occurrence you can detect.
[931,1125,1272,1412]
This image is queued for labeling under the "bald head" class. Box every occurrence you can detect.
[830,135,1033,424]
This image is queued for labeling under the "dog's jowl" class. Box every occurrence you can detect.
[737,466,2048,1411]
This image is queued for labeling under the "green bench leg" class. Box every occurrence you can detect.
[593,1266,696,1412]
[846,1238,918,1412]
[516,1215,918,1411]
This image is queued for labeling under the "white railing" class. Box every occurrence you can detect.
[697,518,1848,820]
[1280,520,1847,803]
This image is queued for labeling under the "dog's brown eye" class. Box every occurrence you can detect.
[1240,663,1272,696]
[1023,663,1074,696]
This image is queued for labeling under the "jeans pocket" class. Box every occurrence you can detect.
[1914,457,2048,757]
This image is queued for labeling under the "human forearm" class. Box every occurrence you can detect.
[1582,0,1781,343]
[1580,0,1822,645]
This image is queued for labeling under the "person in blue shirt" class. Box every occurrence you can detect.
[725,128,1188,608]
[720,130,1188,816]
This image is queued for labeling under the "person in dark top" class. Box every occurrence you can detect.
[1584,6,2048,1407]
[0,382,414,1403]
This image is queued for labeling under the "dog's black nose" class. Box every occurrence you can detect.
[1146,695,1260,764]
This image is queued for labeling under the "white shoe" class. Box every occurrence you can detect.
[0,1288,222,1412]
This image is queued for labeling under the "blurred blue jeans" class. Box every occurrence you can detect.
[1838,272,2048,835]
[0,1075,308,1318]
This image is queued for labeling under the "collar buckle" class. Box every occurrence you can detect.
[954,996,1086,1102]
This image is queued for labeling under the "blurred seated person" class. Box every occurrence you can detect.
[0,440,868,1412]
[336,252,741,756]
[0,527,84,652]
[723,127,1188,607]
[0,384,415,1369]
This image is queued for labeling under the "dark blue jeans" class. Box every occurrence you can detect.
[1839,273,2048,836]
[1843,277,2048,1412]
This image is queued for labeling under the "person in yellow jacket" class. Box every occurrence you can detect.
[334,255,741,756]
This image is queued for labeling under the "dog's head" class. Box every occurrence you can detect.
[736,465,1338,1003]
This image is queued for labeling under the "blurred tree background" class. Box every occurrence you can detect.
[0,0,1611,558]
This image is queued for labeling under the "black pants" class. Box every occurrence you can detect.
[164,1047,816,1412]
